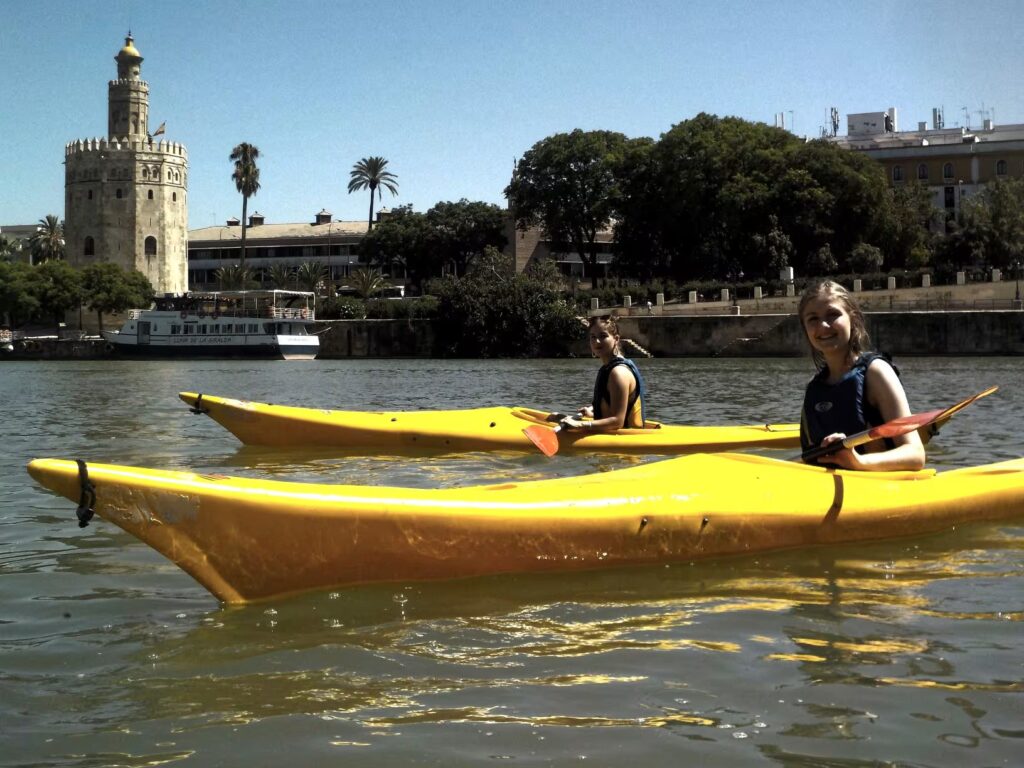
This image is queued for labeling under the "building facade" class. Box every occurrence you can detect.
[832,108,1024,223]
[187,211,373,291]
[64,35,188,293]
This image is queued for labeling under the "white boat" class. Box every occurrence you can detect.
[101,290,319,360]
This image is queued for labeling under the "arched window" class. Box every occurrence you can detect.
[145,236,157,256]
[142,167,148,179]
[892,166,903,182]
[917,163,929,180]
[996,159,1008,176]
[116,188,123,199]
[87,190,93,200]
[84,236,95,256]
[172,192,177,202]
[943,162,953,179]
[147,190,154,200]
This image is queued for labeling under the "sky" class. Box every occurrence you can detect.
[2,0,1023,229]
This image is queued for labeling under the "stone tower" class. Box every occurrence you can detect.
[64,35,188,294]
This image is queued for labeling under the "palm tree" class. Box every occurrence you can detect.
[351,267,387,299]
[229,143,261,269]
[347,157,398,231]
[29,215,65,264]
[267,263,294,289]
[214,264,254,290]
[295,261,327,294]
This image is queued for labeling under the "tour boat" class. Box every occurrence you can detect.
[102,290,319,360]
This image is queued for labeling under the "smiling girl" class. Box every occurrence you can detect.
[798,280,925,471]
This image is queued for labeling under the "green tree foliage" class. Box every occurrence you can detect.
[214,264,256,290]
[614,114,893,282]
[426,199,508,277]
[266,263,294,289]
[34,259,83,326]
[350,267,387,299]
[846,243,884,273]
[506,129,650,287]
[358,205,426,285]
[432,246,582,357]
[0,261,40,326]
[29,215,65,264]
[348,156,399,231]
[295,261,327,294]
[969,178,1024,269]
[887,183,936,269]
[229,142,261,269]
[81,262,154,332]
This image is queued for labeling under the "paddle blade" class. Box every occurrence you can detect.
[523,425,560,457]
[860,408,946,442]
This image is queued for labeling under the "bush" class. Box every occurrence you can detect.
[317,296,365,319]
[365,296,438,319]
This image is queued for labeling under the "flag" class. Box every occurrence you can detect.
[152,121,166,137]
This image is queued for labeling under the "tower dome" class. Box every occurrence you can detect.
[115,34,143,79]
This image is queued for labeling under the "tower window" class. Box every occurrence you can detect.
[84,236,95,256]
[145,236,157,256]
[173,192,177,202]
[148,190,154,200]
[142,168,149,179]
[88,190,93,200]
[116,188,123,199]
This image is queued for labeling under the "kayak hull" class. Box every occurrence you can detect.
[178,392,801,454]
[27,453,1024,604]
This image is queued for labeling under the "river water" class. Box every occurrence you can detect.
[2,357,1023,767]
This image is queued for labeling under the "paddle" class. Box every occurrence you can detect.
[799,385,998,463]
[523,413,573,458]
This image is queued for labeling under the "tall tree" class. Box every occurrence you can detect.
[229,143,261,269]
[505,130,646,288]
[81,263,153,332]
[426,199,508,277]
[348,156,399,231]
[34,260,83,327]
[29,215,65,264]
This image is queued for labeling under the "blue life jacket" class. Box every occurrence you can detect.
[592,357,647,428]
[800,352,897,460]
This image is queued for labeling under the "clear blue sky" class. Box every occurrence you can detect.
[2,0,1022,229]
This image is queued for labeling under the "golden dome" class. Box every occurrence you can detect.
[117,35,142,61]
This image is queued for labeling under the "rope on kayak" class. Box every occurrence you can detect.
[189,393,209,415]
[75,459,95,528]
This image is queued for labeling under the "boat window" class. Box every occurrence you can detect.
[199,325,207,334]
[248,324,258,333]
[171,324,180,334]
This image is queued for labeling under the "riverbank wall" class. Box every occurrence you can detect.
[4,311,1023,360]
[314,311,1024,358]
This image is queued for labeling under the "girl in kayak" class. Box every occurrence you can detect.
[563,315,647,432]
[798,280,925,471]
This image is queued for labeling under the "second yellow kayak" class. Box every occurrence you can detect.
[179,392,800,454]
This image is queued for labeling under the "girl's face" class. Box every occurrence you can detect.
[589,323,619,359]
[801,294,852,358]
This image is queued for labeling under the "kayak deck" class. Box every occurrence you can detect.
[27,453,1024,604]
[178,392,801,454]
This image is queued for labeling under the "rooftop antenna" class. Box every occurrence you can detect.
[962,106,970,129]
[830,107,840,137]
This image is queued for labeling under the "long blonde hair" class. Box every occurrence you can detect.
[797,280,871,370]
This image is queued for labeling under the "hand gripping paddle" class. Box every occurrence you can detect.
[800,385,998,463]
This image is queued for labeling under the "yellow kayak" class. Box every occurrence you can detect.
[178,392,801,454]
[27,453,1024,604]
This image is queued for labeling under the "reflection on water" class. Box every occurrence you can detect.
[3,358,1024,766]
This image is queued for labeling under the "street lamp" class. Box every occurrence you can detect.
[1014,260,1021,304]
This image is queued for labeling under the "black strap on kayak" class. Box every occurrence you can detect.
[189,393,209,415]
[75,459,95,528]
